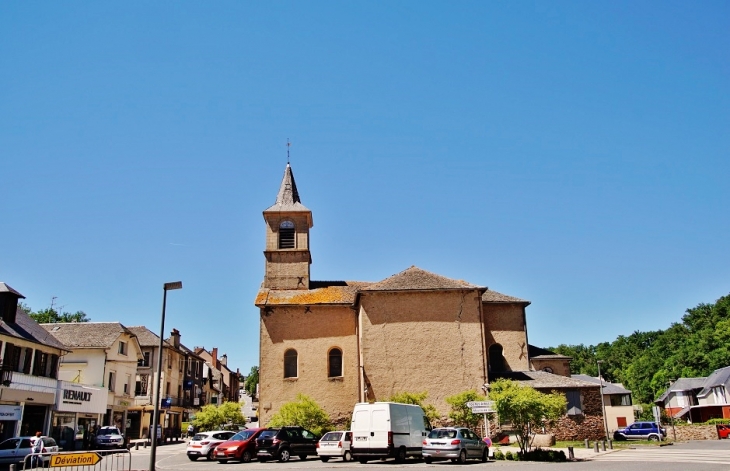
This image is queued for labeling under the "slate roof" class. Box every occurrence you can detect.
[263,164,311,213]
[0,282,25,298]
[42,322,135,349]
[697,366,730,398]
[572,374,632,395]
[127,326,173,348]
[655,377,708,403]
[255,281,370,306]
[361,266,484,292]
[528,344,571,360]
[0,307,69,351]
[482,289,530,305]
[491,371,599,389]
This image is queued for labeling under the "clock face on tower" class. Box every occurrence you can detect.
[542,367,554,374]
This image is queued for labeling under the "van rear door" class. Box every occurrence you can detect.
[352,407,372,450]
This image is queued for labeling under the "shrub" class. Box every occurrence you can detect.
[505,451,514,460]
[518,448,567,462]
[493,449,504,460]
[267,394,332,436]
[705,418,730,425]
[445,390,487,429]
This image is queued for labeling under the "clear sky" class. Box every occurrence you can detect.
[2,1,728,375]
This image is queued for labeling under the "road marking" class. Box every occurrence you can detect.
[594,448,730,465]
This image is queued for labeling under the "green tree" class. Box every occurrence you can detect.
[244,366,259,398]
[192,402,245,431]
[387,391,439,423]
[445,389,486,430]
[29,307,90,324]
[489,379,566,455]
[267,394,332,436]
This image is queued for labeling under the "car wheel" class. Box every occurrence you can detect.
[299,454,307,460]
[424,457,432,464]
[648,435,659,442]
[207,450,214,460]
[482,449,488,462]
[320,457,330,462]
[241,451,252,463]
[458,449,467,464]
[279,448,291,462]
[395,447,407,463]
[343,451,352,462]
[188,456,199,461]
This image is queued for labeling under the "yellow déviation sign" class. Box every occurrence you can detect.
[50,452,102,467]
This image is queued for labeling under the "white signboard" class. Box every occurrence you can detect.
[0,405,22,421]
[466,401,494,408]
[56,381,107,414]
[470,407,495,414]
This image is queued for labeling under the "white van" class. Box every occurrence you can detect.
[350,402,432,463]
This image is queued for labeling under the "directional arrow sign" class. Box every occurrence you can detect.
[50,452,102,468]
[470,407,495,414]
[466,401,494,408]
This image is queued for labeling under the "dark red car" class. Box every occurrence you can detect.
[214,428,265,463]
[718,424,730,439]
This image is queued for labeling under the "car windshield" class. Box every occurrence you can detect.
[232,430,256,441]
[321,432,342,441]
[192,434,209,441]
[428,429,457,439]
[258,430,277,439]
[97,429,119,436]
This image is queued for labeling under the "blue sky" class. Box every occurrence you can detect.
[2,1,728,374]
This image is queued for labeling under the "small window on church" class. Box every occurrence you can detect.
[279,221,295,249]
[328,348,343,377]
[284,349,298,378]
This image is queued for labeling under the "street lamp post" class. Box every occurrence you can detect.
[667,380,677,441]
[150,281,182,471]
[597,360,609,441]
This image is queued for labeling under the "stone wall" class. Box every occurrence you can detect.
[545,388,605,441]
[672,425,720,441]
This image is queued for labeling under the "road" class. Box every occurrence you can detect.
[124,440,730,471]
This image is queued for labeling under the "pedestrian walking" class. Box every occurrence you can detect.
[30,431,43,468]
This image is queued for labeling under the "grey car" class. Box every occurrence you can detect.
[422,427,488,464]
[0,436,58,465]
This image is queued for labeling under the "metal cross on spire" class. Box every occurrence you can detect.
[287,138,291,164]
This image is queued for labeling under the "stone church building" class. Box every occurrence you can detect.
[256,164,603,439]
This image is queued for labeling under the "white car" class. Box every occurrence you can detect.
[95,426,125,449]
[316,431,352,462]
[186,431,236,461]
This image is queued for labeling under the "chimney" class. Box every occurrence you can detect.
[212,347,218,367]
[0,283,25,325]
[220,354,227,366]
[170,328,181,348]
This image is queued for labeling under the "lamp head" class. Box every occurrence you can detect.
[164,281,183,291]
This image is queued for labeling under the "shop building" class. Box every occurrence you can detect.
[41,322,142,437]
[0,283,68,440]
[51,381,106,450]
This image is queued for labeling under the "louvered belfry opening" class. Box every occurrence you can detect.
[279,221,295,249]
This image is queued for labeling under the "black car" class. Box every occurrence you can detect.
[255,426,319,462]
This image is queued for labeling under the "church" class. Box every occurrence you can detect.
[255,163,603,439]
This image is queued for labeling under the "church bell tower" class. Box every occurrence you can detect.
[262,164,313,290]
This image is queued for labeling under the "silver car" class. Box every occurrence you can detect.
[0,436,59,465]
[422,427,488,464]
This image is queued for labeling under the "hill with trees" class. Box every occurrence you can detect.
[550,293,730,404]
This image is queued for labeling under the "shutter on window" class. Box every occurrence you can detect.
[49,354,59,379]
[22,349,32,374]
[566,390,583,416]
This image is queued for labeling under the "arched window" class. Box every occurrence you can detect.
[488,344,505,373]
[284,349,298,378]
[279,221,295,249]
[328,348,343,377]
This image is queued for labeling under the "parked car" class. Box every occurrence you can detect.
[350,402,431,463]
[0,436,58,465]
[256,426,319,462]
[94,426,125,449]
[316,431,352,462]
[187,431,236,461]
[717,424,730,439]
[214,428,265,463]
[613,422,666,441]
[422,427,488,464]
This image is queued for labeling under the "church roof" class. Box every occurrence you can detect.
[263,163,311,213]
[492,370,599,389]
[361,266,484,292]
[255,281,372,306]
[482,289,530,305]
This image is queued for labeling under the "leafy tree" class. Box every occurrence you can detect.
[192,402,245,431]
[29,307,90,324]
[445,389,486,430]
[489,379,566,455]
[267,394,332,436]
[387,391,439,422]
[244,366,259,398]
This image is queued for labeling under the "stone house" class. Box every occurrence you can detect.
[573,374,634,432]
[0,283,68,440]
[42,322,142,436]
[195,347,240,405]
[255,164,602,439]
